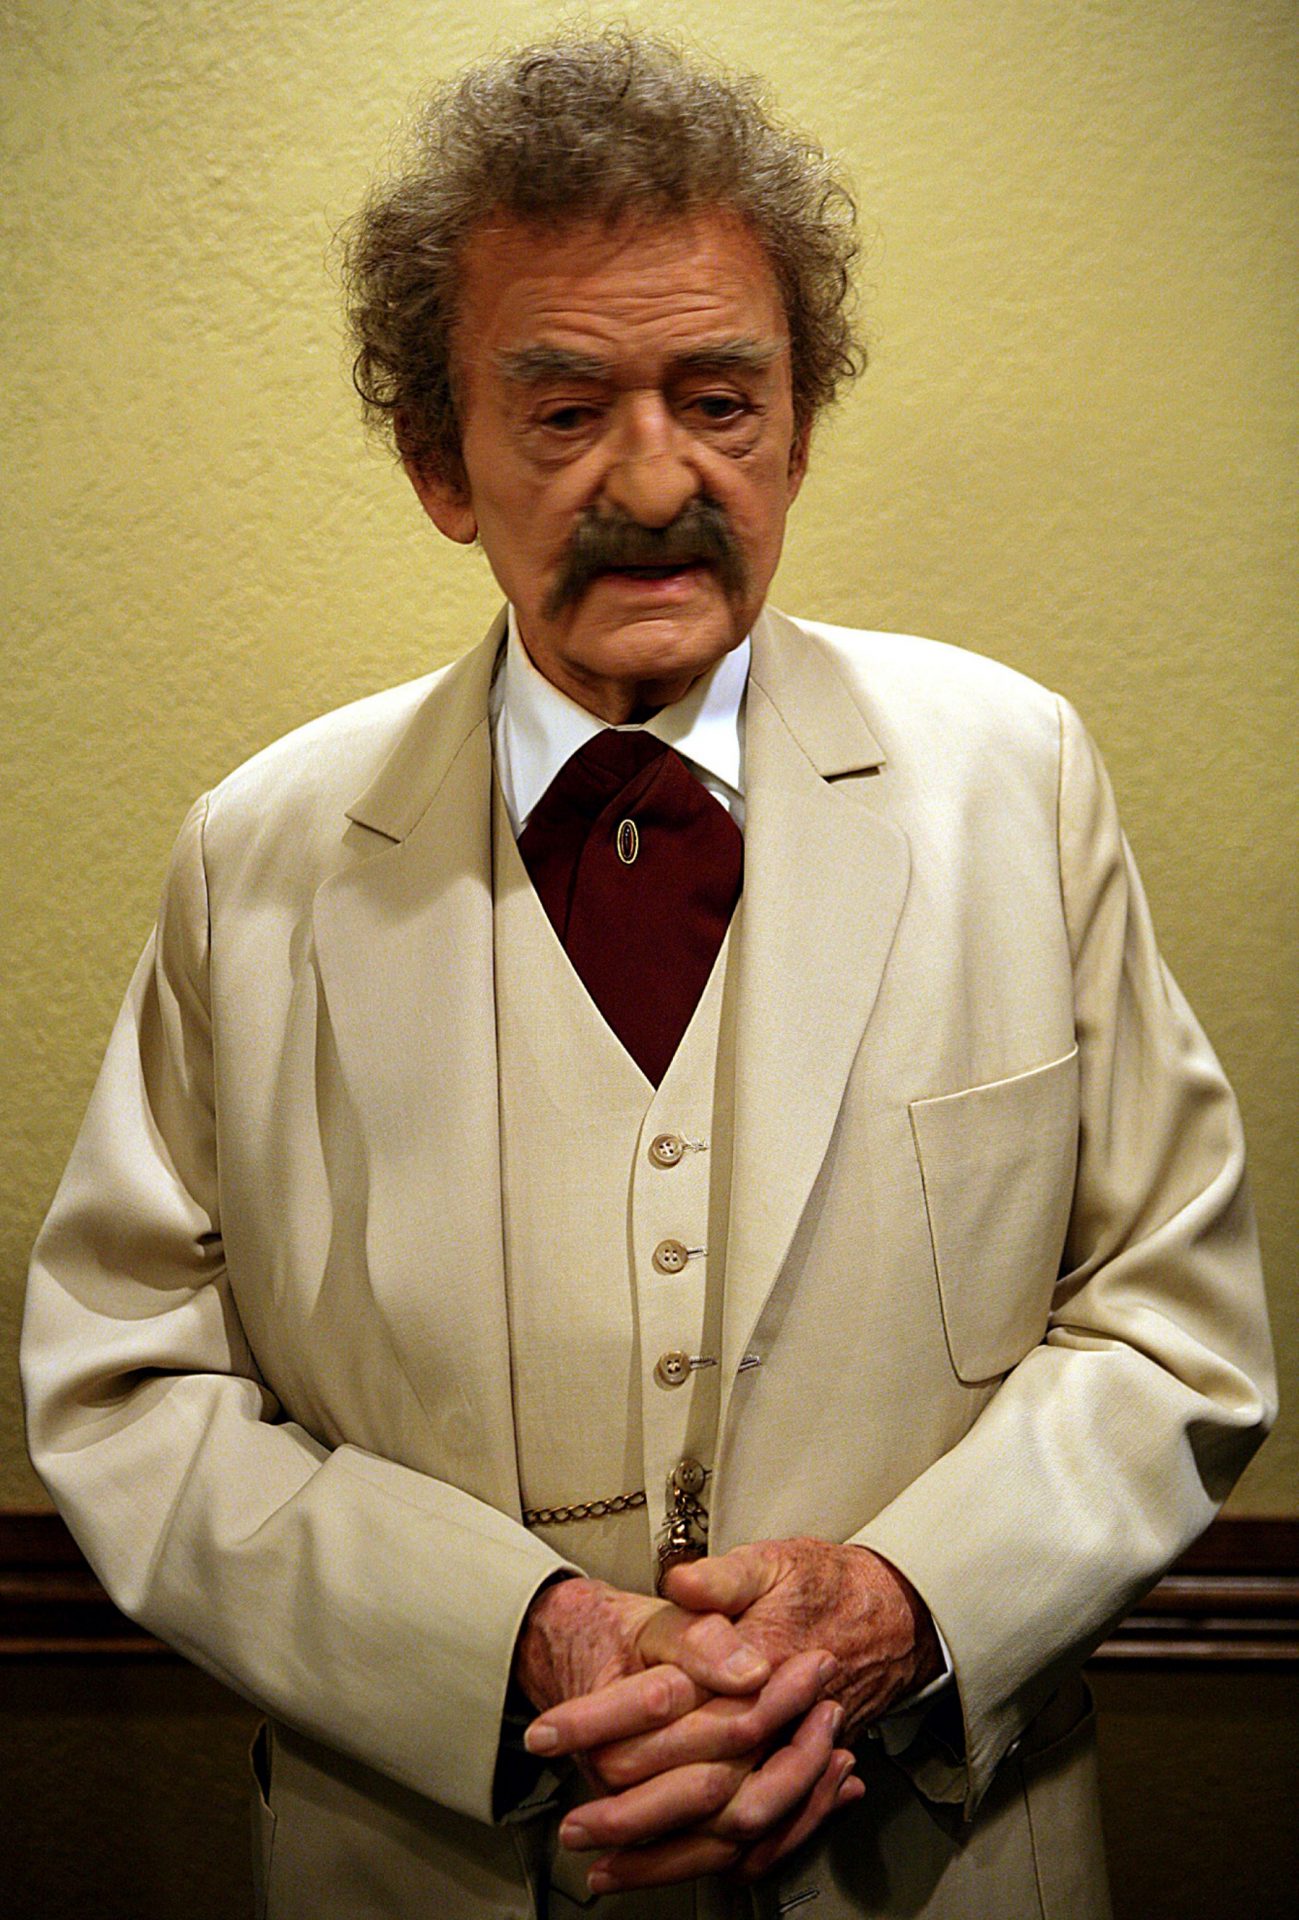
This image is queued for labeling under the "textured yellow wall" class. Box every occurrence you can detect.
[3,0,1295,1511]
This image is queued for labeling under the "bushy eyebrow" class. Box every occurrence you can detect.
[497,345,610,383]
[674,338,785,375]
[496,337,785,385]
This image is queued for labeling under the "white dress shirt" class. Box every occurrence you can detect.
[490,608,748,836]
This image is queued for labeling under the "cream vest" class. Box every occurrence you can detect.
[492,779,740,1599]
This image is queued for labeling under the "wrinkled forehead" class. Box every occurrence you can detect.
[449,206,791,391]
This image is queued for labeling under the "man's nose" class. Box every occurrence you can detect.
[600,395,700,528]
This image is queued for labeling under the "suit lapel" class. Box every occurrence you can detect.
[311,616,523,1516]
[720,610,911,1419]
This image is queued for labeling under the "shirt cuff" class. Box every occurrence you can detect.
[868,1618,954,1756]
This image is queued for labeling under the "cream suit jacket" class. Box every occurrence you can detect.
[23,608,1274,1918]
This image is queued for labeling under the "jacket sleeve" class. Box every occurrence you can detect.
[21,796,576,1827]
[851,694,1276,1814]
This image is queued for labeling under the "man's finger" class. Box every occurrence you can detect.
[735,1747,861,1881]
[591,1648,834,1788]
[661,1541,779,1617]
[586,1832,742,1896]
[525,1663,706,1757]
[559,1758,749,1852]
[705,1696,842,1845]
[582,1700,843,1890]
[636,1600,770,1694]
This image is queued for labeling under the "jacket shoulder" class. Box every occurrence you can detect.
[204,671,447,833]
[785,617,1063,753]
[176,667,462,915]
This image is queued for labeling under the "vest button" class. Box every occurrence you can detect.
[652,1238,689,1274]
[656,1350,691,1388]
[649,1133,685,1168]
[672,1457,707,1496]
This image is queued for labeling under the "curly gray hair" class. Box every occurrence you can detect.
[342,29,864,485]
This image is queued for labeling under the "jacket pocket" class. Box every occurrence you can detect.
[909,1047,1079,1382]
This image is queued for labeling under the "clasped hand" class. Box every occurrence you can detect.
[514,1536,940,1895]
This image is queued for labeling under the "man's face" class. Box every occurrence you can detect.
[407,209,808,721]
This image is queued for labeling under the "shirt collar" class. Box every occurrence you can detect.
[491,605,749,834]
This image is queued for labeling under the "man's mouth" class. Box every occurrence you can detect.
[602,562,706,579]
[543,500,745,617]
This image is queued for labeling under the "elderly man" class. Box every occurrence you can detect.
[22,30,1273,1920]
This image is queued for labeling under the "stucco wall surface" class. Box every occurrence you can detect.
[2,0,1295,1510]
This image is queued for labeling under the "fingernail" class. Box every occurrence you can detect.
[561,1819,590,1850]
[726,1648,767,1682]
[830,1704,845,1737]
[818,1655,838,1685]
[524,1723,559,1755]
[588,1869,616,1895]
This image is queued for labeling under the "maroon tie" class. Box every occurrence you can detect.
[517,731,743,1086]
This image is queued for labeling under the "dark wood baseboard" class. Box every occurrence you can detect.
[0,1510,169,1657]
[2,1508,1296,1664]
[1088,1516,1299,1667]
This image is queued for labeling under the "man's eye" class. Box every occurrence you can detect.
[539,404,596,433]
[689,393,748,424]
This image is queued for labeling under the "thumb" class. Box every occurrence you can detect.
[662,1542,780,1616]
[636,1600,770,1695]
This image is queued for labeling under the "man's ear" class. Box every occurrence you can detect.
[403,454,478,545]
[786,419,812,504]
